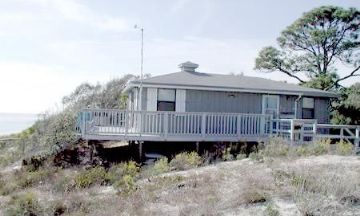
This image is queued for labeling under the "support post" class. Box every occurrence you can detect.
[355,127,359,149]
[139,141,144,162]
[196,142,200,153]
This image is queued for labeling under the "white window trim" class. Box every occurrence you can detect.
[175,89,186,112]
[146,88,158,111]
[302,97,315,109]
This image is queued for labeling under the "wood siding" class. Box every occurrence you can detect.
[185,90,262,114]
[133,88,330,123]
[314,98,330,124]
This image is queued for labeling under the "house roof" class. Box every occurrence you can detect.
[126,62,337,98]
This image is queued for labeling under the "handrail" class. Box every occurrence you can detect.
[317,124,360,129]
[76,109,359,146]
[81,108,271,117]
[77,109,272,140]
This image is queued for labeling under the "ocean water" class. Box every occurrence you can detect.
[0,113,38,135]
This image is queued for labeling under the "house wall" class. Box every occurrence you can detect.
[129,87,331,123]
[129,87,147,111]
[279,95,302,119]
[314,98,330,124]
[185,90,262,113]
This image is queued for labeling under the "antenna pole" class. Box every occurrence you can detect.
[140,28,143,111]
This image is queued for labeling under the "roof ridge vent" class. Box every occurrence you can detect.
[178,61,199,72]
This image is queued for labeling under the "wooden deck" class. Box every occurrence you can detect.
[76,109,272,142]
[76,109,360,147]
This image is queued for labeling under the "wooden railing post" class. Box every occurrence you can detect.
[124,110,128,140]
[164,112,169,139]
[312,120,317,142]
[340,127,344,141]
[290,119,294,145]
[355,127,359,148]
[300,121,304,143]
[269,116,273,136]
[201,113,206,139]
[81,111,86,137]
[237,114,241,138]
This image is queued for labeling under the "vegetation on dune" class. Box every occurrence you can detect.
[0,75,135,168]
[0,139,359,215]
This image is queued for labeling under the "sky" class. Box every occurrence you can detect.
[0,0,359,114]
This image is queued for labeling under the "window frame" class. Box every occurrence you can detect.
[302,97,315,119]
[157,88,176,111]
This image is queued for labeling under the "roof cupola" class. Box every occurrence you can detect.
[178,61,199,72]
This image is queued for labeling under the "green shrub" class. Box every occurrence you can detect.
[107,161,140,194]
[74,166,108,188]
[248,151,264,162]
[0,182,19,196]
[311,139,331,155]
[115,175,137,194]
[107,161,139,185]
[295,145,310,157]
[152,157,170,175]
[122,161,140,177]
[169,152,202,171]
[336,140,353,155]
[6,192,43,216]
[53,176,74,193]
[222,147,234,161]
[16,167,55,188]
[236,153,247,160]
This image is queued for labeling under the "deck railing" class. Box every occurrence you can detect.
[76,109,360,145]
[76,109,273,141]
[272,119,360,146]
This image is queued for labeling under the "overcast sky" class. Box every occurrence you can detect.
[1,0,359,114]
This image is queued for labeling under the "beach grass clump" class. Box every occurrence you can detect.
[74,166,108,188]
[6,192,43,216]
[152,157,170,175]
[336,140,353,155]
[169,152,202,171]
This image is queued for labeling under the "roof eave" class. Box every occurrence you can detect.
[129,81,338,98]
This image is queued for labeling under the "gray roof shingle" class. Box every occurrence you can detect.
[129,71,337,98]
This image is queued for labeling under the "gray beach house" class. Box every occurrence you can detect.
[77,62,359,146]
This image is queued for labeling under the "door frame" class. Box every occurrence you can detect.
[262,95,280,118]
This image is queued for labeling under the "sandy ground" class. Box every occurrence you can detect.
[1,155,360,215]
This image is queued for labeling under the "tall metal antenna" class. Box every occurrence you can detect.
[134,25,144,111]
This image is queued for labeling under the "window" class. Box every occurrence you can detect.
[302,97,314,119]
[157,89,176,111]
[262,95,279,117]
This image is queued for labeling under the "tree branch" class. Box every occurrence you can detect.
[328,65,360,89]
[278,67,306,83]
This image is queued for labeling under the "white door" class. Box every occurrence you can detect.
[262,95,280,118]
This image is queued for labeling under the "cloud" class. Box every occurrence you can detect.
[7,0,131,32]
